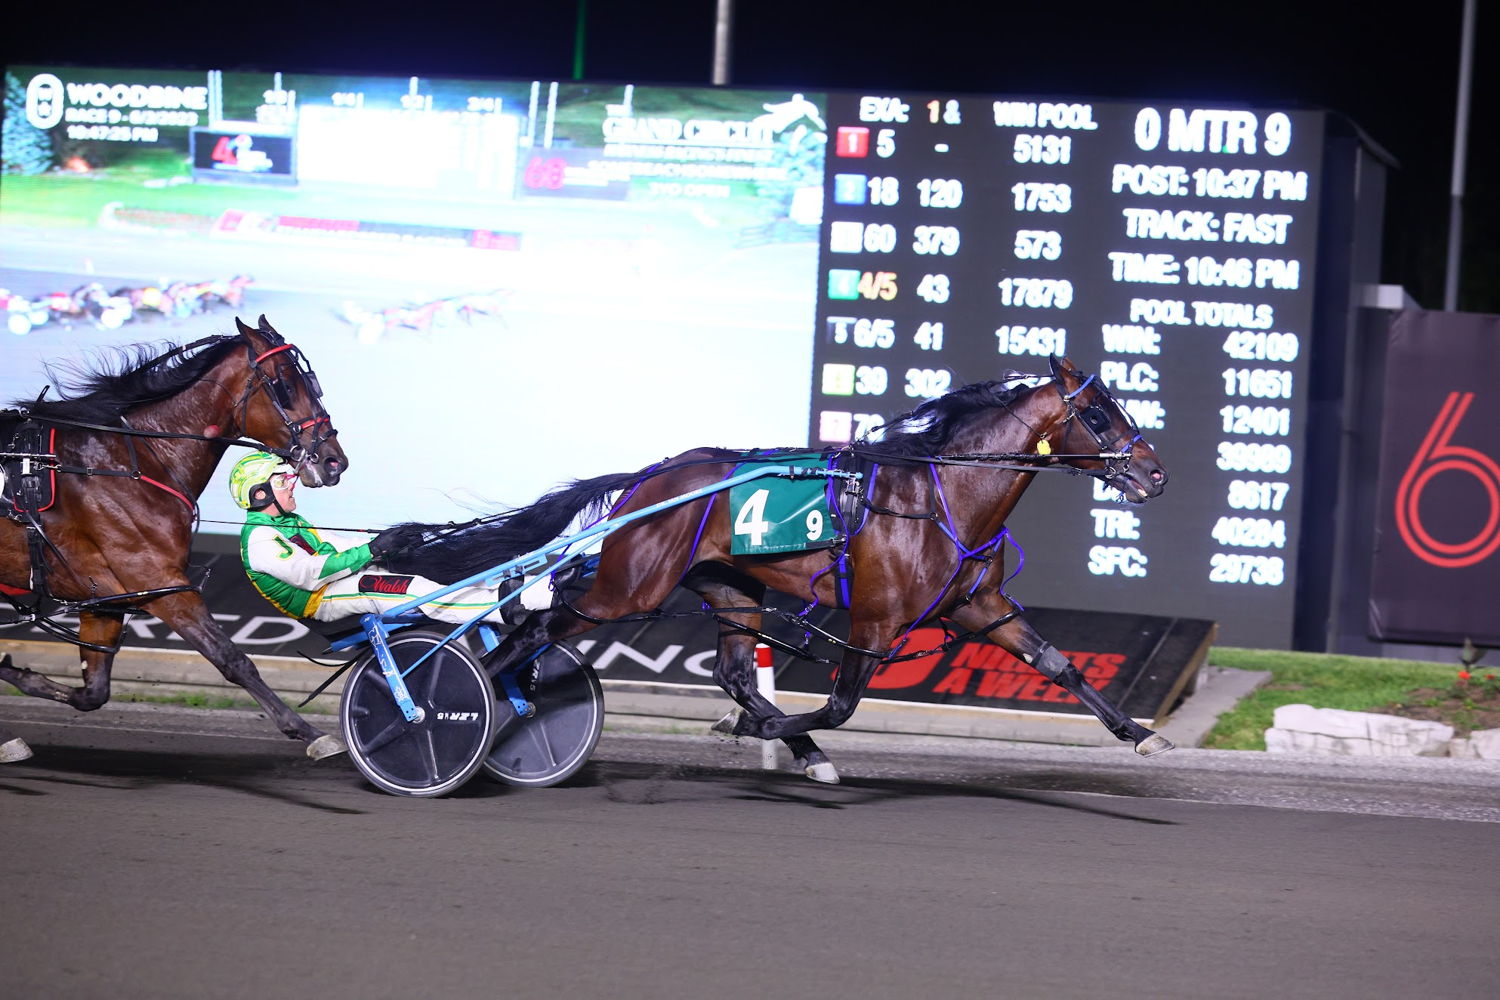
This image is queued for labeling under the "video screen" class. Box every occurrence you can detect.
[2,66,826,535]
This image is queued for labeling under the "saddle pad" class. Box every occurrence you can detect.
[1,419,57,517]
[729,453,839,555]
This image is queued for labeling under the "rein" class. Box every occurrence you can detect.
[1,408,282,455]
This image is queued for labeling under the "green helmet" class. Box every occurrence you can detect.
[229,451,294,510]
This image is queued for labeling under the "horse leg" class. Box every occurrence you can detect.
[482,603,595,677]
[708,628,841,784]
[950,594,1174,756]
[146,591,346,760]
[685,571,838,783]
[0,612,128,762]
[726,617,897,743]
[0,611,124,710]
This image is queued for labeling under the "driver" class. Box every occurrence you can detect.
[230,451,505,625]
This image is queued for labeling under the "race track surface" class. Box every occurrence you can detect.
[2,699,1498,999]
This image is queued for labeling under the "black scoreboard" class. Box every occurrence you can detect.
[809,94,1325,647]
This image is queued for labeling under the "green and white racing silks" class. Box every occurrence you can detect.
[240,509,374,618]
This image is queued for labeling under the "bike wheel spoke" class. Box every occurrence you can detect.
[520,719,559,769]
[420,654,444,703]
[361,717,407,755]
[418,729,441,783]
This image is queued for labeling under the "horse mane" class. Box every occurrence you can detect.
[861,376,1032,459]
[14,336,241,424]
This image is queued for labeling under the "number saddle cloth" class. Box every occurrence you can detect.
[727,450,868,557]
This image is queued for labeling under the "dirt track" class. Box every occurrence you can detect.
[3,699,1498,999]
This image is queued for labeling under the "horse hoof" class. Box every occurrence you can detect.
[0,737,34,763]
[1135,733,1175,757]
[710,709,742,738]
[803,761,840,784]
[305,734,347,760]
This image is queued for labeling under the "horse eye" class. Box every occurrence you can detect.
[1082,406,1112,432]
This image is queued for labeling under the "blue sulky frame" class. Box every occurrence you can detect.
[327,463,861,723]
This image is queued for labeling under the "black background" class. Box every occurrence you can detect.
[4,0,1494,313]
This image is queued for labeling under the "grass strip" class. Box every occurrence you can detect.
[1201,647,1462,750]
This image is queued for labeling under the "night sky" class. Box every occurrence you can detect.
[5,0,1495,312]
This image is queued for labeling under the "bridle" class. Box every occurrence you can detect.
[1054,370,1142,489]
[241,336,336,470]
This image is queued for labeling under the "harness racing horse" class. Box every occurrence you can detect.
[387,356,1170,783]
[0,316,348,763]
[387,355,1170,785]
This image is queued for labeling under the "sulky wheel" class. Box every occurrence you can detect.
[339,628,497,797]
[482,641,604,787]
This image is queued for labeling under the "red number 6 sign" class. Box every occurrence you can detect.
[1395,391,1500,568]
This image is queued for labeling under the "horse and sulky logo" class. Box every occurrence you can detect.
[1395,391,1500,568]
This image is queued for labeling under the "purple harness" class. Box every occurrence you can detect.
[592,452,1024,660]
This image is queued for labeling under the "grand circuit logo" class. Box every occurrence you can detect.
[1395,391,1500,568]
[25,73,65,129]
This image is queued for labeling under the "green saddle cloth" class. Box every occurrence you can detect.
[728,452,838,555]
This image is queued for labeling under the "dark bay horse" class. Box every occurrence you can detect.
[389,355,1169,782]
[0,316,349,762]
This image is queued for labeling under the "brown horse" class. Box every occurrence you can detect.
[0,316,349,762]
[387,356,1170,783]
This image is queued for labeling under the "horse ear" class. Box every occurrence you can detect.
[257,315,285,343]
[1049,355,1084,390]
[235,316,254,335]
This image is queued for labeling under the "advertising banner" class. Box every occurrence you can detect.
[4,544,1211,724]
[1369,310,1500,645]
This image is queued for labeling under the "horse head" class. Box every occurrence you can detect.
[1046,355,1167,504]
[234,314,348,488]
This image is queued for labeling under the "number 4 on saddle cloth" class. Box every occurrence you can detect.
[729,451,859,555]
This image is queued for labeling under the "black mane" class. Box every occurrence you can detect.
[860,377,1032,459]
[13,336,241,425]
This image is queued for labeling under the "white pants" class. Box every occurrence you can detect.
[311,570,507,625]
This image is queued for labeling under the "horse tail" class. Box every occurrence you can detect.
[381,469,649,584]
